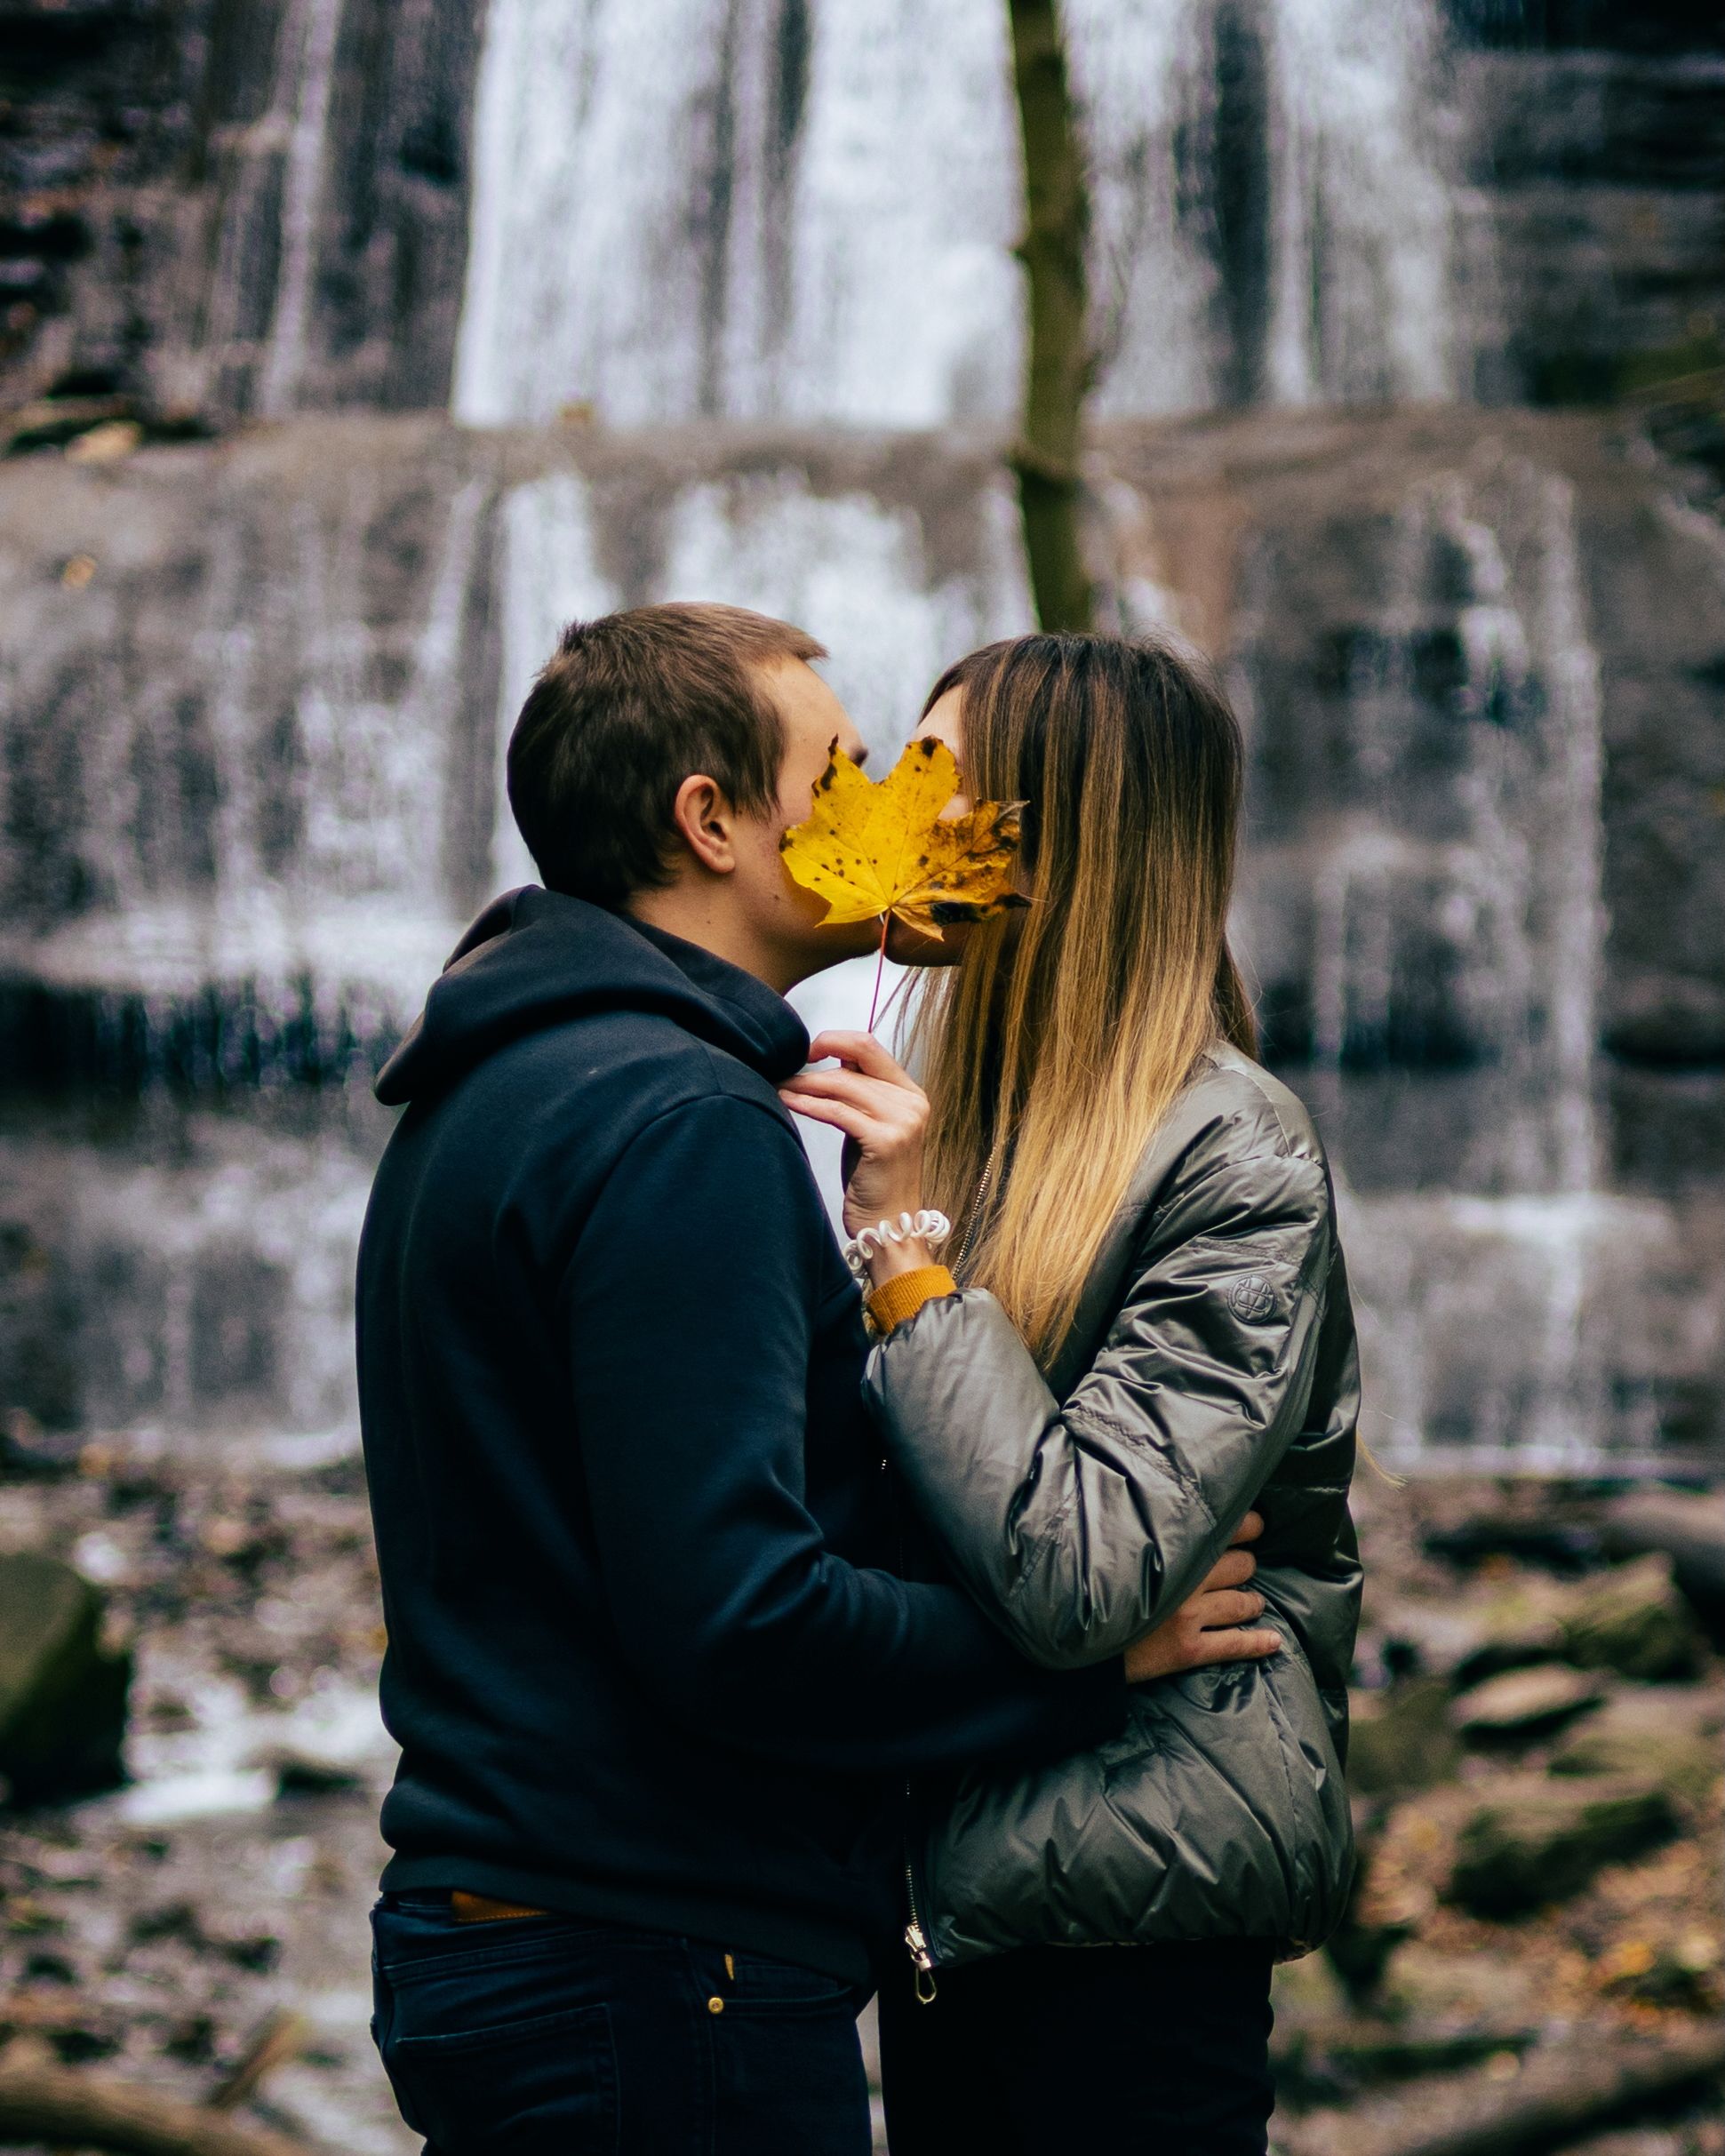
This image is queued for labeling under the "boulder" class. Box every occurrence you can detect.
[1421,1514,1601,1574]
[1446,1774,1677,1918]
[1441,1556,1704,1689]
[1379,1940,1545,2030]
[1600,1489,1725,1616]
[1548,1685,1722,1805]
[1558,1554,1703,1681]
[1449,1589,1569,1687]
[1347,1679,1463,1796]
[1449,1665,1604,1744]
[0,1552,130,1803]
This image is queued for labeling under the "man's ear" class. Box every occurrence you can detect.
[668,773,737,876]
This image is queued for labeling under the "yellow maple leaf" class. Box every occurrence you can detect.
[779,737,1026,938]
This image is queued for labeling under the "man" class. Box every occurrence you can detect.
[357,603,1271,2152]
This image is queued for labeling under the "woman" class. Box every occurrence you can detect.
[779,633,1362,2154]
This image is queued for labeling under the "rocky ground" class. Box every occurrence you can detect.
[1274,1471,1724,2156]
[0,1449,1718,2155]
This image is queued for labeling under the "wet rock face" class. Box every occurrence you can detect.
[0,6,191,438]
[1448,1,1725,57]
[4,2,1725,441]
[0,0,482,428]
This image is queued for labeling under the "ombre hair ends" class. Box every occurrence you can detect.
[910,633,1257,1362]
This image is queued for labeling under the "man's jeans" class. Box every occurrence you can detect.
[370,1894,872,2154]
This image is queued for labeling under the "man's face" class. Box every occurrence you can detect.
[732,657,884,972]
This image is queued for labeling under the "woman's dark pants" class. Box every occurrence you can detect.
[878,1936,1276,2155]
[370,1895,871,2153]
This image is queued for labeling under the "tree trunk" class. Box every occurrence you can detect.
[1006,0,1091,632]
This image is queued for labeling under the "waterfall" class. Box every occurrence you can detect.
[453,0,1459,429]
[255,0,347,418]
[1258,0,1455,407]
[454,0,1023,427]
[5,5,1717,1466]
[1226,447,1671,1466]
[0,435,491,1088]
[0,1121,373,1454]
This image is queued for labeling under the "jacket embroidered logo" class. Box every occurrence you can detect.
[1227,1274,1276,1322]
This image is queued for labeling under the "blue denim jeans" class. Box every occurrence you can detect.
[370,1895,872,2154]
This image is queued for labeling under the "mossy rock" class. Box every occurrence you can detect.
[1549,1686,1722,1806]
[1559,1554,1702,1682]
[1450,1664,1604,1745]
[1347,1678,1464,1796]
[1446,1773,1676,1917]
[0,1552,130,1803]
[1450,1589,1568,1687]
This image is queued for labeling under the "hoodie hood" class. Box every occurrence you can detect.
[376,887,811,1107]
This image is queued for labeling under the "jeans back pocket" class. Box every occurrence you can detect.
[383,2000,618,2152]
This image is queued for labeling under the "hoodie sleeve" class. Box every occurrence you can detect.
[560,1091,1125,1776]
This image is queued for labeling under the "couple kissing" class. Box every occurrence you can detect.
[357,603,1361,2155]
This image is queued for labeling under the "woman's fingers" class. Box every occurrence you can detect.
[1229,1511,1265,1546]
[780,1066,913,1114]
[779,1092,874,1140]
[807,1029,917,1087]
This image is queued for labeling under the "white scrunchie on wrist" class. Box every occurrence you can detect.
[843,1210,952,1286]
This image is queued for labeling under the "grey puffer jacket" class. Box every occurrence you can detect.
[865,1047,1362,1968]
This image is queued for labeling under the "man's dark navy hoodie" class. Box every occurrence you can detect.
[357,888,1124,1984]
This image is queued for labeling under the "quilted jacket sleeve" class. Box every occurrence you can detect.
[865,1140,1334,1670]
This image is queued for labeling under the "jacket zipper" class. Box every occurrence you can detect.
[954,1153,996,1275]
[903,1843,938,2003]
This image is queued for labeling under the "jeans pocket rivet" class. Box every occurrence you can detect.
[707,1996,724,2015]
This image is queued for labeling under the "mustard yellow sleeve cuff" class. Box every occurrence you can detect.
[866,1266,958,1338]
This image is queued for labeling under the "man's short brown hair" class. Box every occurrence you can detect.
[506,603,827,907]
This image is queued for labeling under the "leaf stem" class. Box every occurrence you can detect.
[866,914,890,1033]
[872,963,913,1042]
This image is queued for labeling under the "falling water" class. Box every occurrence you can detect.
[453,0,1460,429]
[1227,451,1678,1466]
[255,0,347,418]
[0,439,491,1087]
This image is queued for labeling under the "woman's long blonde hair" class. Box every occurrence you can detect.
[911,633,1257,1363]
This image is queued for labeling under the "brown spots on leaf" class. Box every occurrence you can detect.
[779,737,1024,939]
